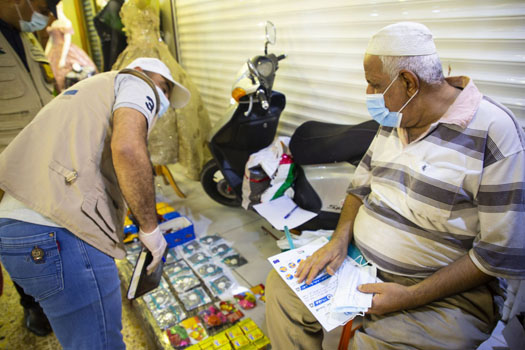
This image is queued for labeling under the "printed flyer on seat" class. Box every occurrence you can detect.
[267,237,354,332]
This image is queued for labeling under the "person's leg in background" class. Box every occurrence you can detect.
[265,269,324,350]
[0,219,126,350]
[13,281,52,336]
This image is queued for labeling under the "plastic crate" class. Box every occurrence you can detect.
[160,216,195,248]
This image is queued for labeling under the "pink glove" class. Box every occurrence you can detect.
[138,226,167,275]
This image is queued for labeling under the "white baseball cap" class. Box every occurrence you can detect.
[126,57,191,109]
[366,22,436,56]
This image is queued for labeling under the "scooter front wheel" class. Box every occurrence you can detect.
[200,160,241,207]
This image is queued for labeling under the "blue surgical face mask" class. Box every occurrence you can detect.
[366,75,418,128]
[155,86,170,117]
[16,0,49,32]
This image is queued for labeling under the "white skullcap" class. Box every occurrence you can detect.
[127,57,191,109]
[366,22,436,56]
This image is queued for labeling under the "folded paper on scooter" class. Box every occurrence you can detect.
[253,195,317,230]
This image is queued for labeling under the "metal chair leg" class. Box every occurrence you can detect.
[154,165,186,199]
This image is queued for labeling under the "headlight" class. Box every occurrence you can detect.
[257,60,273,77]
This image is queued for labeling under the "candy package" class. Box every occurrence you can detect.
[219,300,244,324]
[166,325,191,349]
[234,291,257,310]
[180,316,209,344]
[250,284,266,303]
[198,304,228,329]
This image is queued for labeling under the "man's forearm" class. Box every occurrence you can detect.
[408,254,494,308]
[295,193,363,283]
[361,253,494,315]
[111,108,158,232]
[113,147,157,231]
[331,193,363,245]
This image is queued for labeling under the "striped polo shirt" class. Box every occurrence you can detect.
[348,77,525,279]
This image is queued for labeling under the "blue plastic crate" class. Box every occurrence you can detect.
[162,211,181,221]
[159,216,195,248]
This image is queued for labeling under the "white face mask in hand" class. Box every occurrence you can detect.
[16,0,49,32]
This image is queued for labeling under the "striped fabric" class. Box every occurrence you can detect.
[349,78,525,279]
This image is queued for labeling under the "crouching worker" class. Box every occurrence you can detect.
[265,22,525,350]
[0,57,190,350]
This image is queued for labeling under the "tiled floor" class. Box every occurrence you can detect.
[0,163,506,349]
[0,164,340,349]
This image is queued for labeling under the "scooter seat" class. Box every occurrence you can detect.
[290,120,379,165]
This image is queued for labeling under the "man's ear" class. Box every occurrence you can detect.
[399,70,419,96]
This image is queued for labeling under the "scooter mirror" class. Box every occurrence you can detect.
[265,21,276,55]
[265,21,276,45]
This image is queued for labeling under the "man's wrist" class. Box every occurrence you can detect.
[331,227,352,245]
[139,225,160,236]
[405,282,427,309]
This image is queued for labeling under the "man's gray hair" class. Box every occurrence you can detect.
[379,54,445,85]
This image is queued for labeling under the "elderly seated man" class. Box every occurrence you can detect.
[265,22,525,350]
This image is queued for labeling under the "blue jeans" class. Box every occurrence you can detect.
[0,218,126,350]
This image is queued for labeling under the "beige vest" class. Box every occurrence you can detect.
[0,31,54,152]
[0,69,159,259]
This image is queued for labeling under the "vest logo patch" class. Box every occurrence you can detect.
[64,90,78,95]
[145,96,154,113]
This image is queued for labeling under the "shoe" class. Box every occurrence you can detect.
[24,307,53,337]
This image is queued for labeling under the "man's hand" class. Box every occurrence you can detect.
[295,194,363,285]
[295,237,348,284]
[358,254,494,316]
[358,282,413,315]
[139,226,167,275]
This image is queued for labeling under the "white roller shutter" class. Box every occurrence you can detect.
[173,0,525,135]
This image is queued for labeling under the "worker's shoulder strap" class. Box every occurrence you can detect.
[118,68,160,115]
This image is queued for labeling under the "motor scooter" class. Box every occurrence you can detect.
[200,22,378,230]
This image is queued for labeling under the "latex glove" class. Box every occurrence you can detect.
[138,226,167,275]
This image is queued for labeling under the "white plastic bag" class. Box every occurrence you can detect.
[242,137,295,209]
